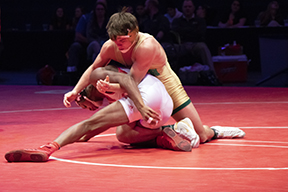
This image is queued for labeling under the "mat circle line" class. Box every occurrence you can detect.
[50,133,288,171]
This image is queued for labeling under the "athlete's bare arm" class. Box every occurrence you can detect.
[129,37,160,84]
[121,37,165,116]
[63,41,115,107]
[90,68,161,122]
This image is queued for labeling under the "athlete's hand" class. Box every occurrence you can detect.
[96,75,110,94]
[139,105,161,125]
[63,90,78,108]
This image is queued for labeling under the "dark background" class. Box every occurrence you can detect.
[1,0,288,74]
[1,0,288,31]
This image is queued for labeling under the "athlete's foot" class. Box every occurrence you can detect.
[174,118,200,148]
[5,142,60,162]
[211,126,246,139]
[157,127,192,152]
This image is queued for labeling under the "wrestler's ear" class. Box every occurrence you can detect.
[135,26,139,33]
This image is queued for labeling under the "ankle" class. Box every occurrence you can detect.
[39,141,60,155]
[210,128,218,140]
[51,141,61,150]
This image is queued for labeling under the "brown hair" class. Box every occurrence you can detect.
[106,7,139,40]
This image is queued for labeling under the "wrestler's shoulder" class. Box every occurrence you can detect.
[101,40,115,51]
[137,36,159,51]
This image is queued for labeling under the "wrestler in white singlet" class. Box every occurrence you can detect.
[109,67,173,129]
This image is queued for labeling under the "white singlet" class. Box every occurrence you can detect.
[118,68,173,129]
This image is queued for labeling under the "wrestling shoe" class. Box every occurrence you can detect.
[5,142,60,162]
[157,127,192,152]
[174,118,200,148]
[211,126,246,139]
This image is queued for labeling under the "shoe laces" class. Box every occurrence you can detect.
[38,143,58,153]
[39,145,52,150]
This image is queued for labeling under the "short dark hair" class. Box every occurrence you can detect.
[106,8,139,40]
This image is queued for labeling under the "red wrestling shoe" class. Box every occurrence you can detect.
[157,127,192,152]
[5,142,60,162]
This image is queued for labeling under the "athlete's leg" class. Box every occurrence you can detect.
[54,101,129,147]
[5,101,129,162]
[116,122,192,152]
[172,102,214,143]
[116,122,162,144]
[172,102,245,143]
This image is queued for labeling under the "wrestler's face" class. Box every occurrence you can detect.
[114,30,138,53]
[76,95,103,111]
[79,99,99,111]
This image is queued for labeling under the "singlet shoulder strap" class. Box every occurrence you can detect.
[131,33,153,62]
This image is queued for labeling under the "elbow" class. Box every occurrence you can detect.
[89,67,105,85]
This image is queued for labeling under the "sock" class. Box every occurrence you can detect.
[51,141,61,150]
[161,124,174,130]
[211,128,218,140]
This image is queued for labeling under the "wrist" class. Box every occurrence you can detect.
[135,102,145,111]
[72,89,80,95]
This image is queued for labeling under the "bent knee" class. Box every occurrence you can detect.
[116,126,129,143]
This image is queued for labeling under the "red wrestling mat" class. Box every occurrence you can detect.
[1,85,288,192]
